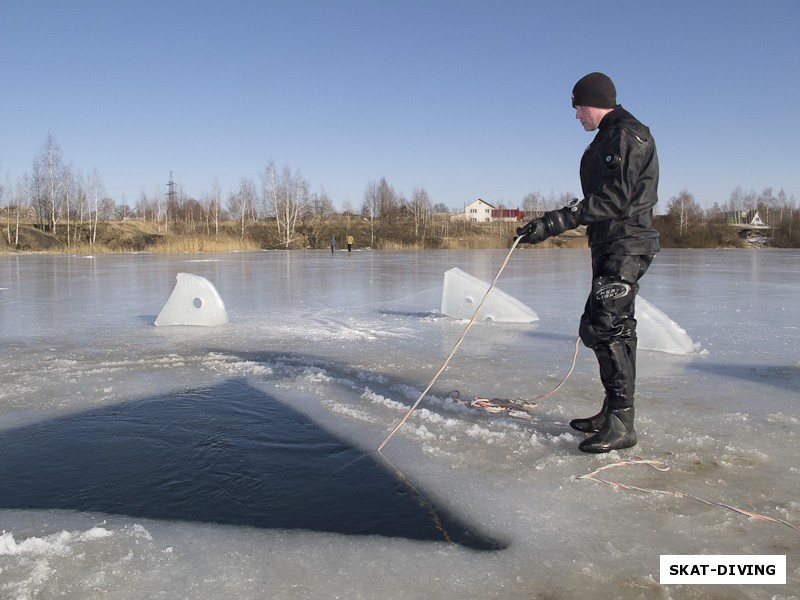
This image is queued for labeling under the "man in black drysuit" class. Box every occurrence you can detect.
[516,72,659,453]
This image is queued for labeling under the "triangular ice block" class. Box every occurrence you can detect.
[154,273,229,327]
[441,267,538,323]
[636,295,695,354]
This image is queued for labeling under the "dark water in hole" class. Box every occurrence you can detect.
[0,379,504,550]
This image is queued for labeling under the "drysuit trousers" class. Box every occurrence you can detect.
[578,254,654,410]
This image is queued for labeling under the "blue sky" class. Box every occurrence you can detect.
[2,0,798,212]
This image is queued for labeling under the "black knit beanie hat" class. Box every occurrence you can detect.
[571,72,617,108]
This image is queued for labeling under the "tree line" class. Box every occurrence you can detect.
[3,135,799,250]
[657,187,800,247]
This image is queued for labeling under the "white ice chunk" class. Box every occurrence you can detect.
[441,267,539,323]
[154,273,229,327]
[636,295,696,354]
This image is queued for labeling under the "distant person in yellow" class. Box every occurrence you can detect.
[346,234,354,253]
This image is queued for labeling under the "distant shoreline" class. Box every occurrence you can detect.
[1,219,782,254]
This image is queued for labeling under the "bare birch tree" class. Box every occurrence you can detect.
[235,178,257,243]
[87,169,104,244]
[135,190,150,222]
[11,178,23,247]
[410,187,431,242]
[61,165,74,245]
[522,191,544,216]
[225,189,242,233]
[209,179,222,235]
[1,175,9,246]
[29,149,45,228]
[262,160,308,249]
[38,134,66,236]
[73,172,86,243]
[361,180,379,248]
[666,189,701,238]
[303,189,335,248]
[3,177,26,248]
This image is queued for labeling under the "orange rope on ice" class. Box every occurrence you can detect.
[578,458,800,534]
[467,335,580,420]
[376,238,524,452]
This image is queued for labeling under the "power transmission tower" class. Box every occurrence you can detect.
[166,171,176,232]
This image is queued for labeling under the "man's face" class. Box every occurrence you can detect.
[575,105,608,131]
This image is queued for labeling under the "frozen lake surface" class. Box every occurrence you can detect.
[1,248,798,599]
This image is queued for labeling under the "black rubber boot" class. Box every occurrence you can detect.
[578,338,638,453]
[579,406,636,453]
[593,339,636,407]
[569,398,607,433]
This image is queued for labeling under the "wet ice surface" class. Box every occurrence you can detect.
[1,248,798,599]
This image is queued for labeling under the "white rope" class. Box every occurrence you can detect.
[578,458,800,534]
[377,238,523,451]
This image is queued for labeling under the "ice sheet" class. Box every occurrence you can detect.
[440,267,539,323]
[637,295,698,355]
[1,248,798,599]
[154,272,229,326]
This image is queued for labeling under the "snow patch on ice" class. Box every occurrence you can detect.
[361,387,406,412]
[356,372,389,384]
[0,525,154,600]
[465,423,507,443]
[0,527,113,557]
[202,352,274,377]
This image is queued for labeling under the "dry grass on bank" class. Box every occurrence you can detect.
[1,219,589,254]
[44,235,262,255]
[1,221,266,254]
[148,234,262,253]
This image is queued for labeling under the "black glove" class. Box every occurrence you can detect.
[515,199,582,245]
[515,218,548,244]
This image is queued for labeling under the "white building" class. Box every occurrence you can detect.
[451,199,526,223]
[461,199,494,222]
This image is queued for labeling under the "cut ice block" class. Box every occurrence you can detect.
[441,267,539,323]
[154,273,229,327]
[636,296,695,354]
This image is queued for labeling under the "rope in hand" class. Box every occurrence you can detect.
[578,458,800,534]
[376,237,524,452]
